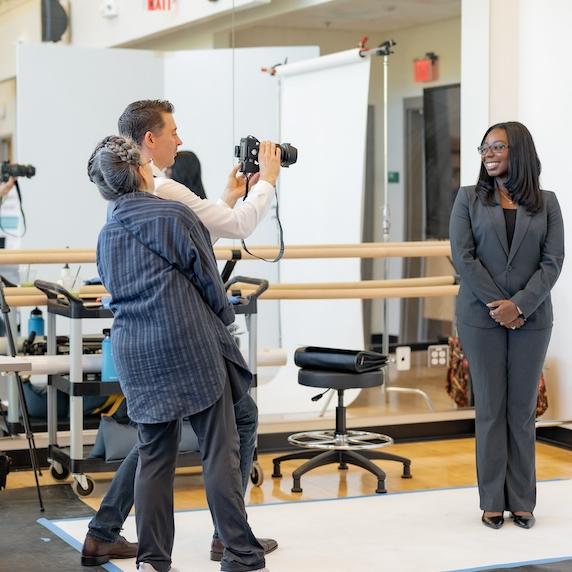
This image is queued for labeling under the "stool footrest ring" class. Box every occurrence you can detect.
[288,429,393,450]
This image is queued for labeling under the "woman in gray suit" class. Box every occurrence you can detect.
[449,122,564,530]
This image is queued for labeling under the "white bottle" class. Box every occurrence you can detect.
[60,263,74,291]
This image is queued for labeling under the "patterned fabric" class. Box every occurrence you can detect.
[97,192,252,424]
[446,336,471,408]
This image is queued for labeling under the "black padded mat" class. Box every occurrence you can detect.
[0,483,106,572]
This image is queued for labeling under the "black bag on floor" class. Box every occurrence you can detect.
[294,346,388,373]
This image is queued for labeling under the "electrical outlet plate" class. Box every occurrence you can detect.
[395,346,411,371]
[427,344,449,368]
[101,0,119,18]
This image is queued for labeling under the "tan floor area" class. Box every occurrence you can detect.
[8,439,572,513]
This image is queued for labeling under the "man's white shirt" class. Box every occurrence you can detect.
[152,163,274,243]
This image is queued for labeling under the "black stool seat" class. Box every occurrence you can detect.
[299,369,383,390]
[273,352,412,494]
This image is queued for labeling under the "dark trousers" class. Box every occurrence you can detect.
[458,323,551,512]
[87,392,258,543]
[135,380,264,572]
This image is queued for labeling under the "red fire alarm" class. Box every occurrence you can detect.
[414,52,439,83]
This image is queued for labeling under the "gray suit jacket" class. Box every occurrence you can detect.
[449,186,564,329]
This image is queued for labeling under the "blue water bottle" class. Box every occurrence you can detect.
[101,328,118,382]
[28,307,45,337]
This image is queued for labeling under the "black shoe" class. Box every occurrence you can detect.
[210,537,278,562]
[512,512,535,529]
[481,512,504,529]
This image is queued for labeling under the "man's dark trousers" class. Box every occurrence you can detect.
[87,392,258,542]
[135,380,264,571]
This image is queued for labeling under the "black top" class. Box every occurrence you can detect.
[503,208,517,249]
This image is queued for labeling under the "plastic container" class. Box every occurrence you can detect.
[28,307,45,337]
[101,328,118,382]
[60,263,74,291]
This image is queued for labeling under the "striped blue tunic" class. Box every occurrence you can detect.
[96,192,252,424]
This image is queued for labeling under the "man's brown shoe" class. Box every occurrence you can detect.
[210,537,278,562]
[81,534,138,566]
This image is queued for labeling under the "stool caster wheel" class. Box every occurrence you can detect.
[402,463,412,479]
[272,461,282,479]
[338,461,348,470]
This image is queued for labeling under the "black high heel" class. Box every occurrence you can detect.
[482,511,504,529]
[511,512,535,529]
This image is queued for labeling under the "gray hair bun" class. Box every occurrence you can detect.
[88,135,144,201]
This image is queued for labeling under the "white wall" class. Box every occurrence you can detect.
[0,0,40,82]
[518,0,572,422]
[0,78,16,140]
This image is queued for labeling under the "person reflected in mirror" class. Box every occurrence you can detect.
[167,150,207,200]
[449,121,564,531]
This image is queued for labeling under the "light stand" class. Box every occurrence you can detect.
[0,282,44,510]
[362,40,434,410]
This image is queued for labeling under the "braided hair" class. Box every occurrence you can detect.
[87,135,144,201]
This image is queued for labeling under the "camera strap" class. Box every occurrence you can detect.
[240,175,284,263]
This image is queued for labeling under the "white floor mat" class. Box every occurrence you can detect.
[39,480,572,572]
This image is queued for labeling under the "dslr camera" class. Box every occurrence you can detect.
[1,161,36,183]
[234,135,297,174]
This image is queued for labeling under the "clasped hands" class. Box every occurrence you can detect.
[486,300,525,330]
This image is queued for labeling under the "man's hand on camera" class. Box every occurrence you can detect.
[221,164,258,207]
[258,141,281,187]
[0,177,15,199]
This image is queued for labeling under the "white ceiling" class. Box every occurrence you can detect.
[259,0,461,32]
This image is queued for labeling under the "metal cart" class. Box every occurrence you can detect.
[35,276,268,495]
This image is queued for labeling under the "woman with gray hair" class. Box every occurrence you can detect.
[89,135,268,572]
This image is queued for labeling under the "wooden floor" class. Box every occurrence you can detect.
[8,438,572,513]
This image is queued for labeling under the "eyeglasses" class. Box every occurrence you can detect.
[477,142,509,156]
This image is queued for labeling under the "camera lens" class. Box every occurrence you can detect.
[278,143,298,168]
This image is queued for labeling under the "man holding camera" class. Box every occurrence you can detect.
[81,100,280,568]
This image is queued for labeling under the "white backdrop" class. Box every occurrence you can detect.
[258,49,372,414]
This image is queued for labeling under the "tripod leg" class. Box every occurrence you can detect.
[0,284,44,510]
[14,374,45,512]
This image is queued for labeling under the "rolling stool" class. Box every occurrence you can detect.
[272,368,412,494]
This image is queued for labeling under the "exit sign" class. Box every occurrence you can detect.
[147,0,175,10]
